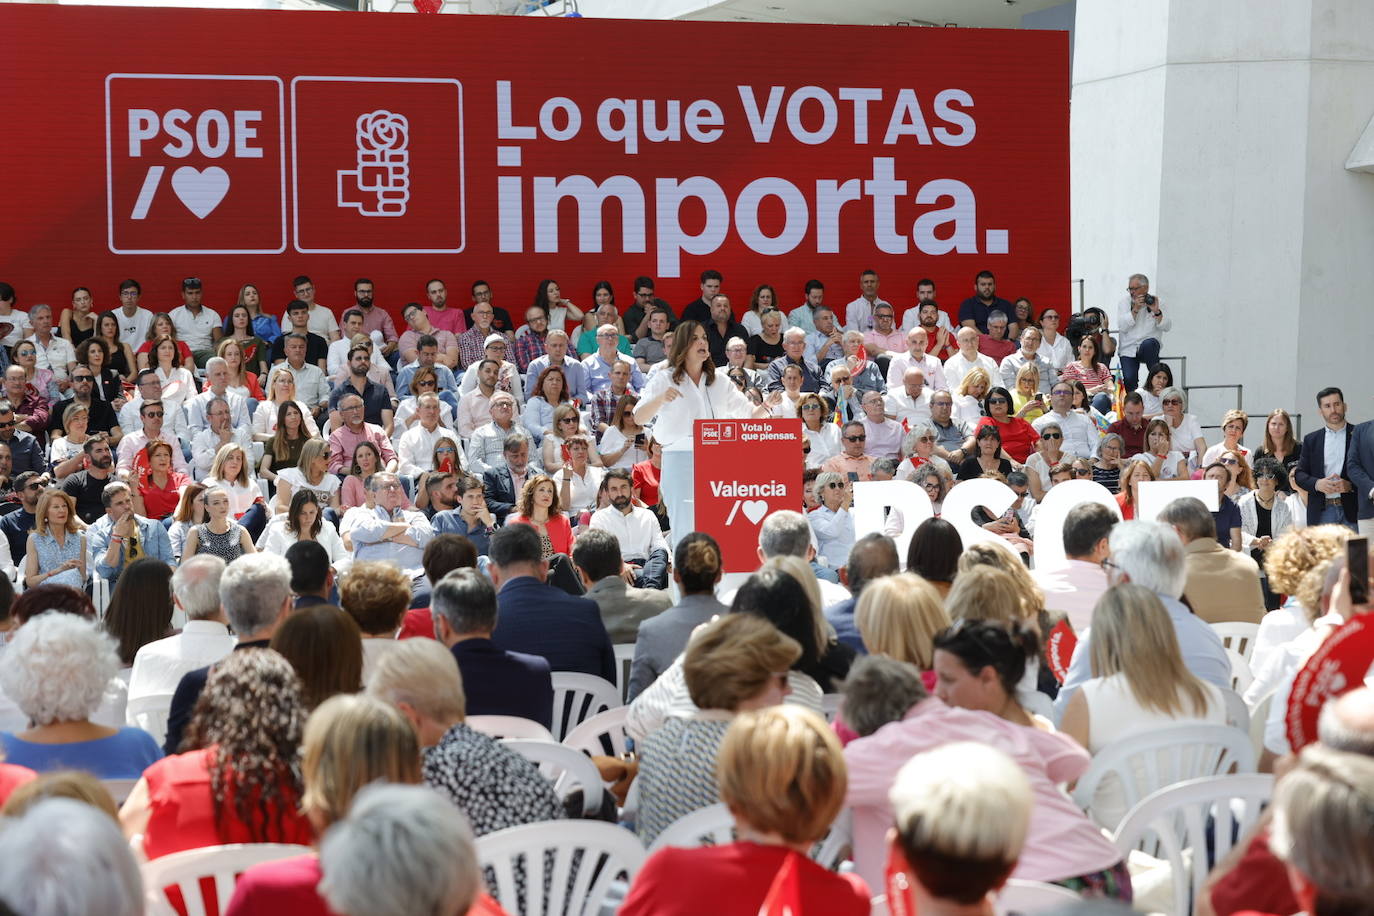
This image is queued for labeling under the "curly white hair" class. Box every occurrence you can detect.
[0,612,119,725]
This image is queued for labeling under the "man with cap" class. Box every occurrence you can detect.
[169,277,222,368]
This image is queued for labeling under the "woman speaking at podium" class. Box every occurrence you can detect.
[636,319,777,544]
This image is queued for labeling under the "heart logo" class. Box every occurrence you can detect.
[741,499,769,525]
[171,166,230,219]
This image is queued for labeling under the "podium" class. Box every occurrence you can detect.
[693,418,804,572]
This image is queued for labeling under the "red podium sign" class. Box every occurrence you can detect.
[694,419,803,573]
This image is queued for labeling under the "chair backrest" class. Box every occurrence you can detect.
[612,643,636,704]
[1249,690,1275,759]
[809,806,853,871]
[1112,774,1274,916]
[477,820,646,916]
[125,692,177,748]
[142,843,312,916]
[1224,648,1255,693]
[101,777,139,806]
[562,706,631,759]
[820,693,842,723]
[648,802,735,853]
[502,739,605,817]
[550,672,621,741]
[466,715,556,743]
[1218,687,1249,732]
[995,879,1082,915]
[1209,621,1260,663]
[1071,724,1256,831]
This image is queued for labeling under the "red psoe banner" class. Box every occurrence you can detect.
[0,5,1068,323]
[694,419,803,573]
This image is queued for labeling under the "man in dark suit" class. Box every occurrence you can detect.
[482,434,535,525]
[1295,387,1358,529]
[488,524,616,683]
[431,566,553,729]
[163,553,294,753]
[1348,414,1374,539]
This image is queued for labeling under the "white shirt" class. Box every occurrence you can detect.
[327,335,387,380]
[1040,332,1073,369]
[117,428,191,476]
[169,305,221,352]
[112,307,153,348]
[126,621,237,710]
[843,295,892,333]
[345,505,433,572]
[256,512,346,565]
[119,398,190,446]
[885,350,947,391]
[941,350,999,390]
[456,388,494,439]
[0,310,30,348]
[280,303,339,340]
[395,397,456,432]
[277,467,342,504]
[554,464,605,515]
[27,333,76,381]
[271,362,329,408]
[186,388,250,431]
[638,366,756,452]
[191,425,256,479]
[999,350,1054,394]
[1324,424,1349,478]
[589,504,667,560]
[884,389,933,427]
[395,423,462,477]
[1115,295,1172,356]
[459,360,525,405]
[1033,410,1099,459]
[251,399,320,439]
[466,421,519,477]
[862,416,904,460]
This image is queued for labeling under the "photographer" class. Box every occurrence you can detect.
[1116,272,1171,390]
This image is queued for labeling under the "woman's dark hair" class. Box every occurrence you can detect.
[349,440,383,478]
[1252,455,1289,490]
[982,386,1013,419]
[730,566,821,666]
[667,320,716,387]
[96,311,122,342]
[975,422,1002,445]
[674,532,723,595]
[1066,379,1091,410]
[932,618,1040,698]
[270,400,306,463]
[103,557,174,666]
[75,336,109,369]
[12,585,94,626]
[749,284,778,314]
[1075,332,1103,370]
[907,517,962,583]
[222,303,253,334]
[592,280,614,305]
[270,604,363,711]
[287,489,324,539]
[530,278,558,316]
[1145,362,1173,392]
[532,365,569,404]
[726,366,750,390]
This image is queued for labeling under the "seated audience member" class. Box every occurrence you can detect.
[270,605,364,712]
[0,613,162,777]
[181,485,256,563]
[905,517,962,596]
[853,572,949,695]
[885,742,1033,916]
[932,619,1049,730]
[88,480,173,584]
[1,769,119,818]
[843,656,1127,898]
[119,650,313,859]
[487,523,615,682]
[0,470,42,566]
[163,553,294,754]
[367,639,563,834]
[572,528,672,645]
[342,472,434,581]
[820,420,876,481]
[750,508,850,598]
[808,471,855,570]
[430,567,553,729]
[318,784,506,916]
[23,488,86,590]
[839,655,929,740]
[825,533,901,654]
[1060,584,1226,827]
[57,432,115,523]
[627,532,728,701]
[1159,495,1266,624]
[286,540,335,609]
[1055,521,1230,718]
[635,613,801,845]
[431,474,495,556]
[396,533,478,639]
[622,705,870,916]
[483,432,536,525]
[1250,526,1352,678]
[259,490,346,570]
[0,797,144,916]
[103,557,174,678]
[588,467,669,589]
[339,560,412,682]
[226,693,424,916]
[627,558,842,741]
[1032,501,1117,632]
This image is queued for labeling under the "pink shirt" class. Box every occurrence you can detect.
[844,697,1119,890]
[425,305,467,336]
[328,423,396,475]
[1032,559,1111,633]
[358,305,397,344]
[863,328,907,354]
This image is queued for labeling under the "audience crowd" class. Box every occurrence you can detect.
[0,268,1372,916]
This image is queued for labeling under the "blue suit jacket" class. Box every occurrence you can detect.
[451,637,553,729]
[1294,427,1357,525]
[483,467,521,524]
[1347,420,1374,521]
[491,575,616,683]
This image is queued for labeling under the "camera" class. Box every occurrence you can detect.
[1143,294,1156,306]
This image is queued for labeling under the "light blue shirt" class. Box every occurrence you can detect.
[396,363,459,397]
[788,304,817,334]
[524,354,589,401]
[1053,591,1230,721]
[581,352,645,394]
[88,513,173,582]
[807,504,854,571]
[346,505,434,572]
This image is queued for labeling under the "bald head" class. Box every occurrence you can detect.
[956,326,979,350]
[1320,688,1374,756]
[902,367,926,395]
[906,327,927,357]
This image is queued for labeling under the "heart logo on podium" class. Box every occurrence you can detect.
[741,499,769,524]
[171,166,230,219]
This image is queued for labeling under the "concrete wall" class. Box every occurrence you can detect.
[1071,0,1374,435]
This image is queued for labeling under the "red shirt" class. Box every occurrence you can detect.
[620,843,870,916]
[140,471,189,520]
[1107,418,1147,457]
[1208,828,1298,916]
[0,763,36,807]
[398,606,436,640]
[975,415,1038,465]
[632,459,662,506]
[1115,490,1135,521]
[978,335,1018,362]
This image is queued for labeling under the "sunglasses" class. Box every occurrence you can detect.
[1041,432,1062,440]
[559,417,578,424]
[843,435,866,442]
[986,397,1008,405]
[415,379,437,387]
[143,411,164,418]
[1221,457,1239,465]
[922,481,941,490]
[435,447,456,454]
[1073,468,1093,477]
[72,375,93,382]
[825,482,845,490]
[1163,398,1182,406]
[23,482,42,491]
[801,404,821,410]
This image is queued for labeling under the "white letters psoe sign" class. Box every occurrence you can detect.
[1031,480,1121,574]
[852,480,933,560]
[1137,479,1219,523]
[939,478,1023,562]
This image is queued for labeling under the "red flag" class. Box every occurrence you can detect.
[757,850,803,916]
[1046,619,1077,685]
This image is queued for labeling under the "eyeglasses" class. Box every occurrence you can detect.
[917,436,936,442]
[415,379,436,387]
[1052,389,1072,398]
[1100,557,1121,574]
[801,404,821,411]
[843,435,866,442]
[559,417,578,424]
[71,375,93,383]
[922,481,942,490]
[1041,432,1062,440]
[378,482,403,491]
[22,482,42,491]
[342,404,364,411]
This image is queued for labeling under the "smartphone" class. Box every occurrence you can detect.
[1349,536,1369,605]
[847,472,860,483]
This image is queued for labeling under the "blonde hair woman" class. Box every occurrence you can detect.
[1116,457,1157,520]
[1060,583,1225,828]
[253,365,320,442]
[953,366,993,425]
[203,442,260,519]
[1012,362,1046,423]
[855,573,949,671]
[273,437,341,515]
[956,542,1044,622]
[621,705,868,916]
[216,337,264,402]
[945,565,1031,627]
[541,401,601,474]
[25,489,86,589]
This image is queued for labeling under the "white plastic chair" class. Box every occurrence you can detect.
[810,806,853,871]
[550,672,621,741]
[648,802,735,853]
[821,693,842,723]
[1210,621,1260,663]
[995,879,1082,915]
[477,820,646,916]
[1225,648,1255,693]
[503,739,605,817]
[1071,724,1256,831]
[125,692,177,748]
[1218,687,1250,732]
[1111,774,1274,916]
[101,778,139,805]
[612,643,636,704]
[466,715,556,742]
[92,574,112,620]
[142,842,312,916]
[562,706,631,760]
